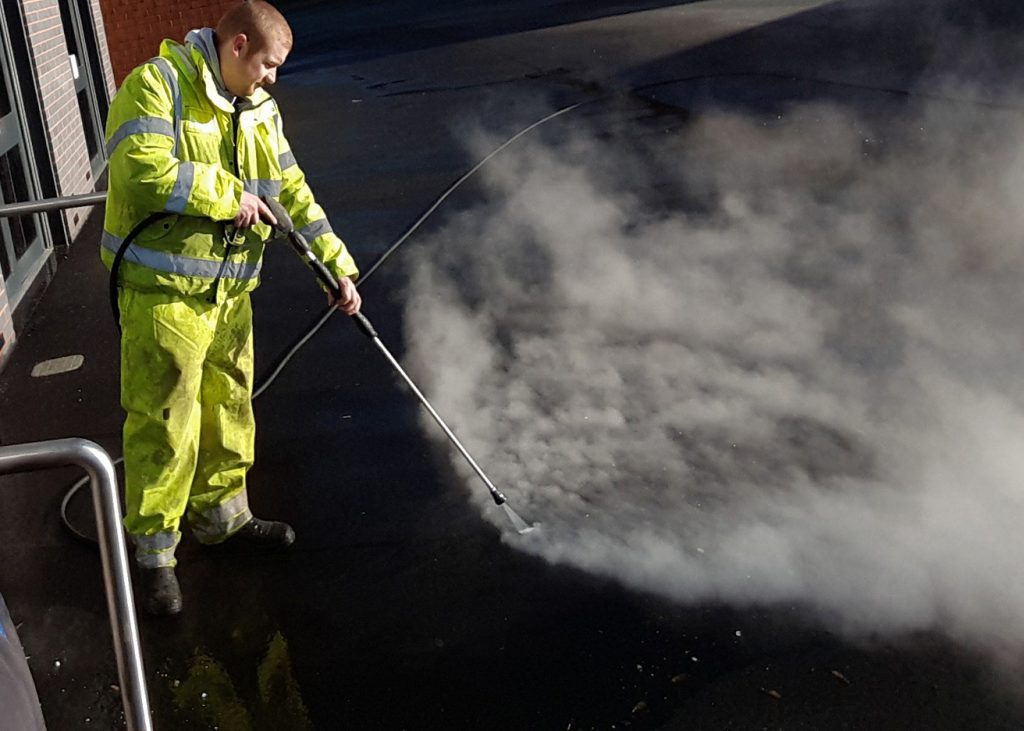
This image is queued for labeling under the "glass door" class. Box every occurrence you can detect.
[0,36,48,308]
[59,0,105,176]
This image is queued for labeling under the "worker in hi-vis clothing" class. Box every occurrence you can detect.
[103,0,361,615]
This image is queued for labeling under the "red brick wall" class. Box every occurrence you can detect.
[99,0,238,85]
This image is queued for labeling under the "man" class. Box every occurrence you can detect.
[103,0,360,615]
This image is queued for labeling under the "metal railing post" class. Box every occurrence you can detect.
[0,438,152,731]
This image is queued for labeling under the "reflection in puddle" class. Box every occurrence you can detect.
[171,631,311,730]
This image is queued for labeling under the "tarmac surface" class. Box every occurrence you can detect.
[3,0,1024,728]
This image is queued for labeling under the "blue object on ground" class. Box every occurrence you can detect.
[0,592,46,730]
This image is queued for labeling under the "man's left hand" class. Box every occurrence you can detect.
[328,276,361,315]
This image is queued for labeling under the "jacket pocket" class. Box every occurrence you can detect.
[181,106,224,164]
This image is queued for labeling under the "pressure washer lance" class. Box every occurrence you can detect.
[260,196,536,535]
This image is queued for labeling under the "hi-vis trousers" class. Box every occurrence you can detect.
[119,288,255,568]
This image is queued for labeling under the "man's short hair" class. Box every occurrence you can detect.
[217,0,293,53]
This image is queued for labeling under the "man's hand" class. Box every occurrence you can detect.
[234,191,277,228]
[328,276,362,315]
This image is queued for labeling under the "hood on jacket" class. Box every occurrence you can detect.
[184,27,234,105]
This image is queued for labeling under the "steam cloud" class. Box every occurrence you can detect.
[401,90,1024,665]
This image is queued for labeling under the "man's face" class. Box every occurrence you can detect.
[221,33,290,98]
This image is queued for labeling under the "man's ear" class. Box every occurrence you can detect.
[231,33,248,57]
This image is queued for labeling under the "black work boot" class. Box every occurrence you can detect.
[141,567,182,616]
[232,518,295,548]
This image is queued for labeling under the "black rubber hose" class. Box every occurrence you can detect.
[108,212,171,333]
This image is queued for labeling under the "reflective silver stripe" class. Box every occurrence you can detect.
[166,161,194,213]
[243,179,282,197]
[149,57,181,156]
[279,149,296,170]
[135,531,178,551]
[273,105,286,152]
[136,551,176,569]
[106,116,175,156]
[102,230,262,281]
[299,218,333,241]
[133,531,179,568]
[207,489,250,524]
[191,490,252,542]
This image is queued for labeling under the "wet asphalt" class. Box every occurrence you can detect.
[3,0,1024,728]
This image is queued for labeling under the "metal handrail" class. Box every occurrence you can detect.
[0,191,107,217]
[0,438,152,731]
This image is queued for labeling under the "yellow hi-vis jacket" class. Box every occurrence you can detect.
[102,37,358,298]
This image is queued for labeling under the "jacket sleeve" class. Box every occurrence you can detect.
[105,62,243,222]
[275,108,359,282]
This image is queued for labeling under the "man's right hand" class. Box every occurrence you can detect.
[234,191,278,228]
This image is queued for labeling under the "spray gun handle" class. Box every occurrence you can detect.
[306,251,378,338]
[260,196,379,340]
[297,241,378,338]
[259,196,337,291]
[302,245,342,296]
[260,196,295,238]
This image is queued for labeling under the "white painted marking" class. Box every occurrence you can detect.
[31,354,85,378]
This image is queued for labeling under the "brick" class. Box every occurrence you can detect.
[99,0,235,82]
